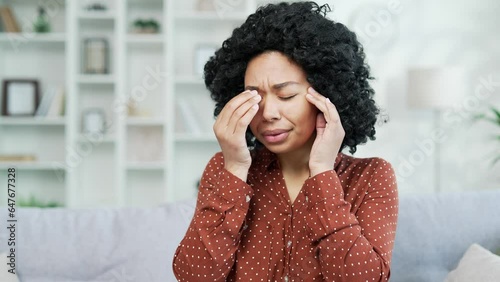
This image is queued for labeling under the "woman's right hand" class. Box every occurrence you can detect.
[213,90,261,182]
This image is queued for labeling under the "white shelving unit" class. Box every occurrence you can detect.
[0,0,269,208]
[0,0,68,207]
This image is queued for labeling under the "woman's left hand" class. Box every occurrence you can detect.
[305,87,345,177]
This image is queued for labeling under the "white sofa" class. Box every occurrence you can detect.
[1,190,499,282]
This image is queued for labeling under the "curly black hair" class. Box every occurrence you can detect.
[203,1,380,155]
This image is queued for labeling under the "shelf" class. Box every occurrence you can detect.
[77,135,115,144]
[0,162,67,171]
[77,74,115,85]
[126,162,165,170]
[127,117,165,126]
[175,11,248,22]
[78,11,116,20]
[0,117,66,126]
[175,75,204,85]
[127,0,161,3]
[0,33,66,43]
[175,133,217,142]
[126,34,164,44]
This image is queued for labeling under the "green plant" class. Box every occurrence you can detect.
[33,6,51,33]
[472,105,500,166]
[133,18,160,33]
[133,19,146,29]
[18,195,62,208]
[144,19,159,31]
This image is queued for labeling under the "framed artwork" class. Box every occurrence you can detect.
[194,44,217,76]
[82,108,106,134]
[82,37,110,74]
[1,79,40,116]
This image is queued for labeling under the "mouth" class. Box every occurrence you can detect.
[261,129,291,144]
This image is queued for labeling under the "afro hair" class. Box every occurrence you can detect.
[203,1,380,155]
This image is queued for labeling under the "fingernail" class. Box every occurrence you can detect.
[309,87,316,93]
[326,98,331,103]
[252,90,258,95]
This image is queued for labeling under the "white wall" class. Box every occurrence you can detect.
[322,0,500,193]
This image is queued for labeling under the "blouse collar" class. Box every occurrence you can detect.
[254,147,344,173]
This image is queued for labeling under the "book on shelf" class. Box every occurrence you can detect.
[0,154,37,162]
[190,95,216,133]
[35,88,56,116]
[35,86,65,117]
[176,98,202,135]
[0,6,21,33]
[46,87,65,117]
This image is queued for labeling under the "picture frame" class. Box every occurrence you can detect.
[82,37,110,74]
[194,44,217,76]
[1,79,40,116]
[82,108,107,135]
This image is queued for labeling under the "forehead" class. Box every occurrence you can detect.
[244,52,307,85]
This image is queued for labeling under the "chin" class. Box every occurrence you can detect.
[260,142,297,155]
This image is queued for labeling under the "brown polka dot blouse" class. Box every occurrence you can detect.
[173,148,399,281]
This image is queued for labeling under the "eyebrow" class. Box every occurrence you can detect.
[245,81,300,91]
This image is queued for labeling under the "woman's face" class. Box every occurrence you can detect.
[245,51,318,155]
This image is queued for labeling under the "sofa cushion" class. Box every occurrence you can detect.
[444,243,500,282]
[391,190,500,282]
[0,198,196,282]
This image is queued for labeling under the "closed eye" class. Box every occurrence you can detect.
[279,94,298,100]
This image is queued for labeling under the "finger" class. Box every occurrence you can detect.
[326,99,341,124]
[306,87,340,124]
[233,103,259,136]
[227,92,261,134]
[305,87,329,117]
[214,90,255,138]
[216,90,258,127]
[321,95,341,124]
[217,90,257,123]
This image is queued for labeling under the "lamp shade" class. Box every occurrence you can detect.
[407,67,467,109]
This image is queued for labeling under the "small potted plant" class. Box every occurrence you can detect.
[33,6,50,33]
[18,195,63,208]
[133,19,146,33]
[143,19,160,33]
[133,18,160,34]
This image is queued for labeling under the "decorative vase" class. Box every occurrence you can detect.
[33,6,50,33]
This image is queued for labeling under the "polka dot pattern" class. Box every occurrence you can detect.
[173,148,399,281]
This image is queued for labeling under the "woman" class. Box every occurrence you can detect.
[173,2,398,281]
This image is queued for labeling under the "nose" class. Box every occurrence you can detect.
[259,95,281,121]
